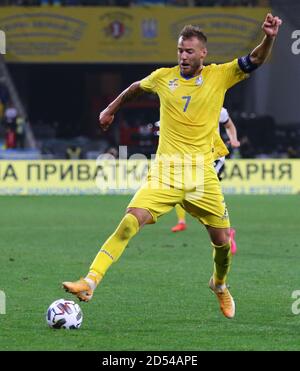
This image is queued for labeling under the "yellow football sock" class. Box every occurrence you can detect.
[175,204,186,223]
[86,213,139,286]
[212,241,232,285]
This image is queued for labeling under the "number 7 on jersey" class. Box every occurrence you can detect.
[182,96,191,112]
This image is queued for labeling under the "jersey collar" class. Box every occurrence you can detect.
[179,65,204,80]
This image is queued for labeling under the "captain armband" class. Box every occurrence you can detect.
[238,55,260,73]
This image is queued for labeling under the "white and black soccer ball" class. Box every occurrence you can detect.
[46,298,83,329]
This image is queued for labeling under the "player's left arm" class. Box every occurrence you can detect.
[237,13,282,74]
[223,117,240,148]
[250,13,282,66]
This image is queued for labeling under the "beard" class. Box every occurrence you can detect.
[180,60,201,77]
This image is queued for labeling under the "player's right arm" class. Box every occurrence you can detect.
[99,81,144,131]
[99,68,162,131]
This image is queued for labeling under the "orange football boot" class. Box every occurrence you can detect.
[209,277,235,319]
[62,278,93,302]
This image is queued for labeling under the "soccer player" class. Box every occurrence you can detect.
[63,13,282,319]
[171,108,239,255]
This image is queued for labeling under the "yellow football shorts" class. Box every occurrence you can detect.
[127,162,230,229]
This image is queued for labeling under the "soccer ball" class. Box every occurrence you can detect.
[46,298,83,329]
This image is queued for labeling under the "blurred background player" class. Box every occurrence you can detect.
[171,107,239,255]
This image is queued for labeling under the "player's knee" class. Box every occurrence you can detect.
[115,214,139,241]
[211,229,230,247]
[126,207,153,226]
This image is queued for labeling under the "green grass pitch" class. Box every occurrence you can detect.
[0,195,299,351]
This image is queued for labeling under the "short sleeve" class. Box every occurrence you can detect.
[217,59,249,90]
[219,107,229,125]
[140,69,162,93]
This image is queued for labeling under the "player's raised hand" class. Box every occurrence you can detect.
[99,108,114,131]
[262,13,282,37]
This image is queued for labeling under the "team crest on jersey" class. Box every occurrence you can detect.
[168,78,179,91]
[195,76,203,86]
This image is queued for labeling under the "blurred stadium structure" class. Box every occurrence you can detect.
[0,1,266,7]
[0,0,299,161]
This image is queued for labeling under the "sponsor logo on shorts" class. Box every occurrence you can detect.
[221,207,229,219]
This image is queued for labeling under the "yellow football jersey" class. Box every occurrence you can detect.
[213,131,229,161]
[140,59,247,163]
